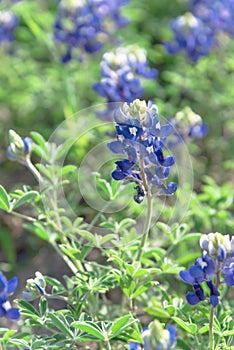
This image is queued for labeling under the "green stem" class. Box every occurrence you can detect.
[10,210,37,222]
[106,340,112,350]
[25,157,42,183]
[209,305,215,350]
[136,191,153,262]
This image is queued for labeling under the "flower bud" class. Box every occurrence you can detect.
[22,272,46,301]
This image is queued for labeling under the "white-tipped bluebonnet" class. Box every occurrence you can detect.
[108,99,177,203]
[93,46,157,120]
[6,129,33,162]
[22,272,46,301]
[128,322,176,350]
[168,107,208,149]
[0,10,18,43]
[164,12,215,62]
[0,272,20,320]
[54,0,129,63]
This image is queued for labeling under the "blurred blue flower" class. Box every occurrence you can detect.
[54,0,129,63]
[164,12,215,62]
[0,10,18,43]
[190,0,234,37]
[0,272,20,320]
[108,100,177,203]
[223,258,234,286]
[128,323,176,350]
[93,46,157,120]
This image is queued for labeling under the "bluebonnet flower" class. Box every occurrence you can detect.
[179,253,220,307]
[6,129,33,162]
[190,0,234,37]
[54,0,129,63]
[22,272,46,301]
[93,46,157,120]
[167,107,208,149]
[164,12,215,62]
[108,99,177,203]
[0,272,20,320]
[128,322,176,350]
[223,258,234,286]
[0,10,18,43]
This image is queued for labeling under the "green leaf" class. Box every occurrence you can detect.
[39,297,48,316]
[3,330,17,341]
[0,228,16,266]
[54,139,75,161]
[17,300,40,316]
[222,330,234,336]
[72,321,105,340]
[48,312,73,338]
[12,191,39,210]
[76,230,97,245]
[61,165,77,176]
[179,233,202,243]
[0,185,10,211]
[198,325,209,334]
[93,172,112,200]
[24,222,50,241]
[110,315,136,338]
[132,282,155,299]
[172,317,197,335]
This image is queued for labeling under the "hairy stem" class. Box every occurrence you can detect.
[25,157,42,183]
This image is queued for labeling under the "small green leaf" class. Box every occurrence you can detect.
[0,185,10,211]
[61,165,77,176]
[110,315,136,338]
[172,317,197,334]
[48,312,73,338]
[72,321,105,340]
[12,191,39,210]
[24,222,50,241]
[3,329,17,341]
[39,297,48,316]
[17,300,40,316]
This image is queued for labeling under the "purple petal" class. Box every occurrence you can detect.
[107,141,124,154]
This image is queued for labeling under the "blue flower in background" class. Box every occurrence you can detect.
[128,323,176,350]
[190,0,234,37]
[108,99,177,203]
[0,272,20,320]
[0,10,18,43]
[93,46,157,120]
[164,12,215,62]
[54,0,129,63]
[223,258,234,286]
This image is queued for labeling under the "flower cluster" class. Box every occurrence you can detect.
[190,0,234,37]
[22,272,46,301]
[164,12,215,62]
[128,321,176,350]
[108,99,177,203]
[54,0,129,63]
[6,129,33,162]
[179,232,234,307]
[168,106,208,148]
[0,10,18,43]
[0,272,20,320]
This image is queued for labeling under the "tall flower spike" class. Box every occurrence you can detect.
[93,46,157,120]
[54,0,129,63]
[0,10,18,43]
[128,321,176,350]
[108,99,177,203]
[0,272,20,320]
[164,12,215,62]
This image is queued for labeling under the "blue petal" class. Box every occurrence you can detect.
[188,265,204,281]
[6,308,20,320]
[7,277,18,294]
[107,141,124,154]
[179,270,195,284]
[0,272,7,293]
[210,295,219,307]
[112,170,126,180]
[186,292,201,305]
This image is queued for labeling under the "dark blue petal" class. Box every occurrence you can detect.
[165,182,177,194]
[0,272,7,293]
[6,308,20,320]
[210,295,219,307]
[188,265,204,281]
[179,270,195,284]
[7,277,18,294]
[161,156,176,167]
[112,170,127,180]
[186,291,201,305]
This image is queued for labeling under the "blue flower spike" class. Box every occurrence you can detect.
[0,272,20,320]
[108,99,177,203]
[128,321,176,350]
[0,10,19,43]
[22,272,46,301]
